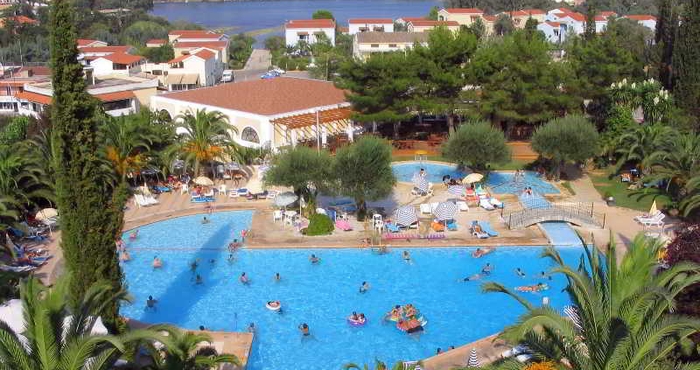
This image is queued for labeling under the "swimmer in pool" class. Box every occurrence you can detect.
[146,295,157,310]
[227,253,235,262]
[481,263,493,275]
[190,259,199,272]
[309,254,320,264]
[299,323,310,336]
[274,272,281,282]
[201,217,210,224]
[247,323,255,333]
[120,250,131,262]
[359,281,370,293]
[515,267,526,277]
[152,256,162,268]
[129,229,139,240]
[402,250,411,261]
[240,272,249,284]
[463,273,483,282]
[195,274,203,285]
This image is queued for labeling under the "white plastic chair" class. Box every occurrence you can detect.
[219,184,227,196]
[420,204,431,214]
[273,210,284,222]
[180,184,189,195]
[457,201,469,212]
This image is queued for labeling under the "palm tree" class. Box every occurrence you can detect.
[0,274,165,369]
[344,359,422,370]
[100,114,157,182]
[646,133,700,194]
[482,235,700,370]
[142,325,240,370]
[680,176,700,217]
[616,124,677,174]
[167,109,237,176]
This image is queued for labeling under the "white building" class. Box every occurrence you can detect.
[353,32,428,60]
[151,77,351,149]
[623,15,657,30]
[348,18,394,34]
[91,53,144,76]
[142,49,222,91]
[15,74,159,118]
[437,8,484,27]
[537,21,565,43]
[285,19,336,46]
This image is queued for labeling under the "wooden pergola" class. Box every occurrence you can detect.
[270,106,353,148]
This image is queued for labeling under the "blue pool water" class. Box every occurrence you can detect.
[121,212,583,370]
[391,162,558,194]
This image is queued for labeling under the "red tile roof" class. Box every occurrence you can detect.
[410,20,459,27]
[77,39,103,47]
[599,11,617,17]
[483,15,497,21]
[545,21,561,27]
[348,18,393,24]
[169,30,225,39]
[562,12,586,22]
[79,46,133,54]
[100,53,144,65]
[522,9,545,15]
[594,15,608,21]
[625,14,656,21]
[168,54,190,64]
[551,7,572,14]
[443,8,483,14]
[146,39,167,45]
[15,91,51,105]
[194,49,216,60]
[160,77,347,116]
[285,19,336,29]
[504,10,529,16]
[398,17,426,22]
[173,41,228,51]
[94,91,135,102]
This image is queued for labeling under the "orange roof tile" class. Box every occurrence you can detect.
[169,30,225,39]
[15,91,51,105]
[504,10,528,16]
[174,41,228,51]
[562,12,586,22]
[522,9,545,14]
[551,7,572,13]
[398,17,426,22]
[95,91,135,102]
[285,19,336,29]
[160,78,347,116]
[444,8,483,14]
[599,11,617,17]
[409,20,459,27]
[348,18,393,24]
[594,15,608,21]
[100,53,143,64]
[146,39,167,45]
[168,54,190,64]
[545,21,561,27]
[483,15,497,21]
[77,39,102,47]
[194,49,216,60]
[625,14,656,21]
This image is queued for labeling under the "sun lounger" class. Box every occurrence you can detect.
[446,220,458,231]
[479,221,499,237]
[634,211,661,221]
[637,213,665,227]
[0,264,35,272]
[237,188,249,196]
[335,219,353,231]
[326,208,337,221]
[385,222,401,233]
[489,197,503,208]
[470,221,489,239]
[479,198,496,210]
[456,201,469,212]
[190,196,214,203]
[134,194,153,208]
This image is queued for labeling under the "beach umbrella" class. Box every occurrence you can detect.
[194,176,214,186]
[563,305,583,331]
[394,205,418,227]
[274,192,298,208]
[649,200,658,215]
[172,159,185,170]
[467,348,480,367]
[462,173,484,184]
[432,201,458,221]
[412,173,429,193]
[35,208,58,221]
[447,184,466,196]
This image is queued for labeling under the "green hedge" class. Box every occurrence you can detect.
[304,214,334,236]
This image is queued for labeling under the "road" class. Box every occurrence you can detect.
[233,49,271,82]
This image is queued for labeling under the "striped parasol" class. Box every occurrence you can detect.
[467,348,480,367]
[432,201,458,221]
[412,173,429,193]
[394,205,418,227]
[447,184,466,196]
[563,305,583,331]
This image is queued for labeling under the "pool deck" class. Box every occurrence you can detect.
[33,165,678,369]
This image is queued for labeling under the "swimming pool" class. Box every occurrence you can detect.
[391,162,559,194]
[121,212,583,370]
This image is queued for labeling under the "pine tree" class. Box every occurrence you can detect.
[584,3,597,41]
[49,0,126,328]
[656,0,676,89]
[673,0,700,119]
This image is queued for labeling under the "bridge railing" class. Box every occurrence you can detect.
[505,202,605,229]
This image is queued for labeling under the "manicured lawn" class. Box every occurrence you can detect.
[589,168,671,212]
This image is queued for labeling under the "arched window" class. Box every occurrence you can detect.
[241,127,259,143]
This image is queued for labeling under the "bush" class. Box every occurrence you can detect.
[0,116,29,145]
[531,115,599,180]
[442,121,510,170]
[304,214,334,236]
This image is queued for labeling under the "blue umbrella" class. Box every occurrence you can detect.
[432,201,458,221]
[394,205,418,227]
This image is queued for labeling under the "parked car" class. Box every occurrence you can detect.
[271,67,286,74]
[222,70,234,83]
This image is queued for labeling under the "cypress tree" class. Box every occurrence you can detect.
[673,0,700,119]
[584,2,597,41]
[656,0,676,89]
[50,0,126,327]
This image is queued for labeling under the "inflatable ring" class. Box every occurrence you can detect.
[265,302,281,311]
[347,317,367,327]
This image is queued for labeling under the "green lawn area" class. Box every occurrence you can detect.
[589,168,671,212]
[391,155,531,171]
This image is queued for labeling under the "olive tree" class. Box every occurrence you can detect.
[531,115,600,180]
[441,121,510,170]
[333,136,396,221]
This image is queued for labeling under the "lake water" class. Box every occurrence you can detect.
[152,0,440,42]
